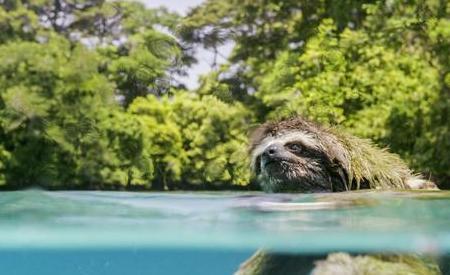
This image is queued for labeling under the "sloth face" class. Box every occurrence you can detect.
[250,130,344,193]
[249,117,434,192]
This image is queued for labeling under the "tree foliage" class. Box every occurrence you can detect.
[0,0,448,189]
[182,0,450,187]
[129,93,252,190]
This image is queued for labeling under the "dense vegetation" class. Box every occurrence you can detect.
[0,0,448,190]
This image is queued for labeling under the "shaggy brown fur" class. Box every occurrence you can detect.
[249,117,437,192]
[237,117,441,275]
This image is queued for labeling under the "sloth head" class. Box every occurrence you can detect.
[249,117,433,193]
[249,117,352,193]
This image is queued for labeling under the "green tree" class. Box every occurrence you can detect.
[0,0,448,189]
[183,0,450,186]
[170,93,252,188]
[0,35,111,187]
[128,95,186,190]
[180,0,373,105]
[129,93,253,190]
[0,1,189,189]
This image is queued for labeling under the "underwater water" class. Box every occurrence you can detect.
[0,190,449,274]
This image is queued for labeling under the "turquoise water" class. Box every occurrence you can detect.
[0,190,449,274]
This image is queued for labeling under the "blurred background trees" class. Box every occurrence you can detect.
[181,0,450,188]
[0,0,448,190]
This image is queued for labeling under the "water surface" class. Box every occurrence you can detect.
[0,190,449,274]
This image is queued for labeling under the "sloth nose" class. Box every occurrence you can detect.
[263,144,281,158]
[267,147,277,155]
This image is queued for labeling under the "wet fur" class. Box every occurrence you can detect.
[236,117,440,275]
[249,117,436,192]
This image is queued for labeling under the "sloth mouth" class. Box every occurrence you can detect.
[262,160,285,172]
[261,159,297,178]
[262,160,277,168]
[261,156,294,168]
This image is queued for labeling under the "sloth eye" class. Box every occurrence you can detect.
[285,143,303,153]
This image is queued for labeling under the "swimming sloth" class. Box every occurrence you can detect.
[249,116,437,193]
[236,117,441,275]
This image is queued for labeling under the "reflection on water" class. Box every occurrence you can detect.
[0,190,449,274]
